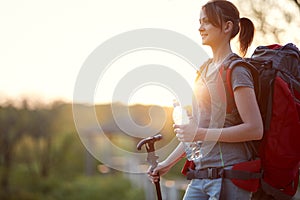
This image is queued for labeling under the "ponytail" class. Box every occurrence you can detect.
[239,17,255,56]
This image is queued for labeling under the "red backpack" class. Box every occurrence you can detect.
[223,43,300,200]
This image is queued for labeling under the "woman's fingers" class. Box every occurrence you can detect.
[147,169,160,183]
[173,124,183,129]
[176,133,184,142]
[148,174,160,182]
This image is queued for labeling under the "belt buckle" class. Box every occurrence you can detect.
[207,168,214,179]
[207,168,219,179]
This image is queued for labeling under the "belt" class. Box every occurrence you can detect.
[186,167,261,180]
[186,167,224,180]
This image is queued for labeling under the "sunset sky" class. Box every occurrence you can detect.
[0,0,298,106]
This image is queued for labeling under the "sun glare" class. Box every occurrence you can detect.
[94,49,197,106]
[128,84,177,106]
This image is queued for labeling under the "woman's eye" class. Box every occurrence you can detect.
[200,19,210,25]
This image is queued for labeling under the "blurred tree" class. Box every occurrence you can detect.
[13,102,85,180]
[29,103,63,178]
[0,101,30,195]
[233,0,300,46]
[291,0,300,9]
[33,109,53,177]
[0,100,65,199]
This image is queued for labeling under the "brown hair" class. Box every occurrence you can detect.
[202,0,254,56]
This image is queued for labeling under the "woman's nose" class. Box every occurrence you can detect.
[198,24,204,32]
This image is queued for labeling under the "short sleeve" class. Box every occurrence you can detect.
[231,66,254,91]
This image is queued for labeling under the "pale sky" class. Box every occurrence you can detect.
[0,0,207,106]
[1,0,298,106]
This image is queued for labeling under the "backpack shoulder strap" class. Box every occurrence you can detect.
[195,59,212,81]
[230,59,259,90]
[221,58,259,114]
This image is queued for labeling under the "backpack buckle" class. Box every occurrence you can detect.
[207,168,219,179]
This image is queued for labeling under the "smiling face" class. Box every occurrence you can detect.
[199,1,242,50]
[198,9,223,48]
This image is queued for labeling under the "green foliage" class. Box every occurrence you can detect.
[52,175,143,200]
[5,171,144,200]
[1,102,173,200]
[0,102,193,200]
[164,159,186,180]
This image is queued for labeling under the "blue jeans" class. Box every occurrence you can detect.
[183,178,251,200]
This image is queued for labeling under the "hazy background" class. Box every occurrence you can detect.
[1,0,300,200]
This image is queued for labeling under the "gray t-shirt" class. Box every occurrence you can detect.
[192,58,254,169]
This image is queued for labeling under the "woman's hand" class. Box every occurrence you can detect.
[147,161,172,183]
[174,118,202,142]
[147,143,185,183]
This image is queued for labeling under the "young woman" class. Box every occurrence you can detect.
[148,1,263,199]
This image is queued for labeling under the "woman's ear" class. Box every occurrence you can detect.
[224,21,233,34]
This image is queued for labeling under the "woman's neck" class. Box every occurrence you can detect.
[211,43,233,65]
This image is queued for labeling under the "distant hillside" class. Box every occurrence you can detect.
[68,102,176,147]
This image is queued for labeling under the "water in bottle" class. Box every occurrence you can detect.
[172,100,202,161]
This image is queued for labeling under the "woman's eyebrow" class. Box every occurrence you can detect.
[199,17,208,23]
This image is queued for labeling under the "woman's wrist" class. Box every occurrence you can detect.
[196,127,206,141]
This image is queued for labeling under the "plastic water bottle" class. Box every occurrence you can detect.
[172,100,202,161]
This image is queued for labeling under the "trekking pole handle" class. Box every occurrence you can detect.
[137,134,162,170]
[137,134,163,200]
[136,134,162,151]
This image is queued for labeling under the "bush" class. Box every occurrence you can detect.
[51,175,144,200]
[7,172,144,200]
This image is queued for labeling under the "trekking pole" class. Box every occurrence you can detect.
[137,134,163,200]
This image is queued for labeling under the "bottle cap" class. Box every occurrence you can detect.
[172,99,180,107]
